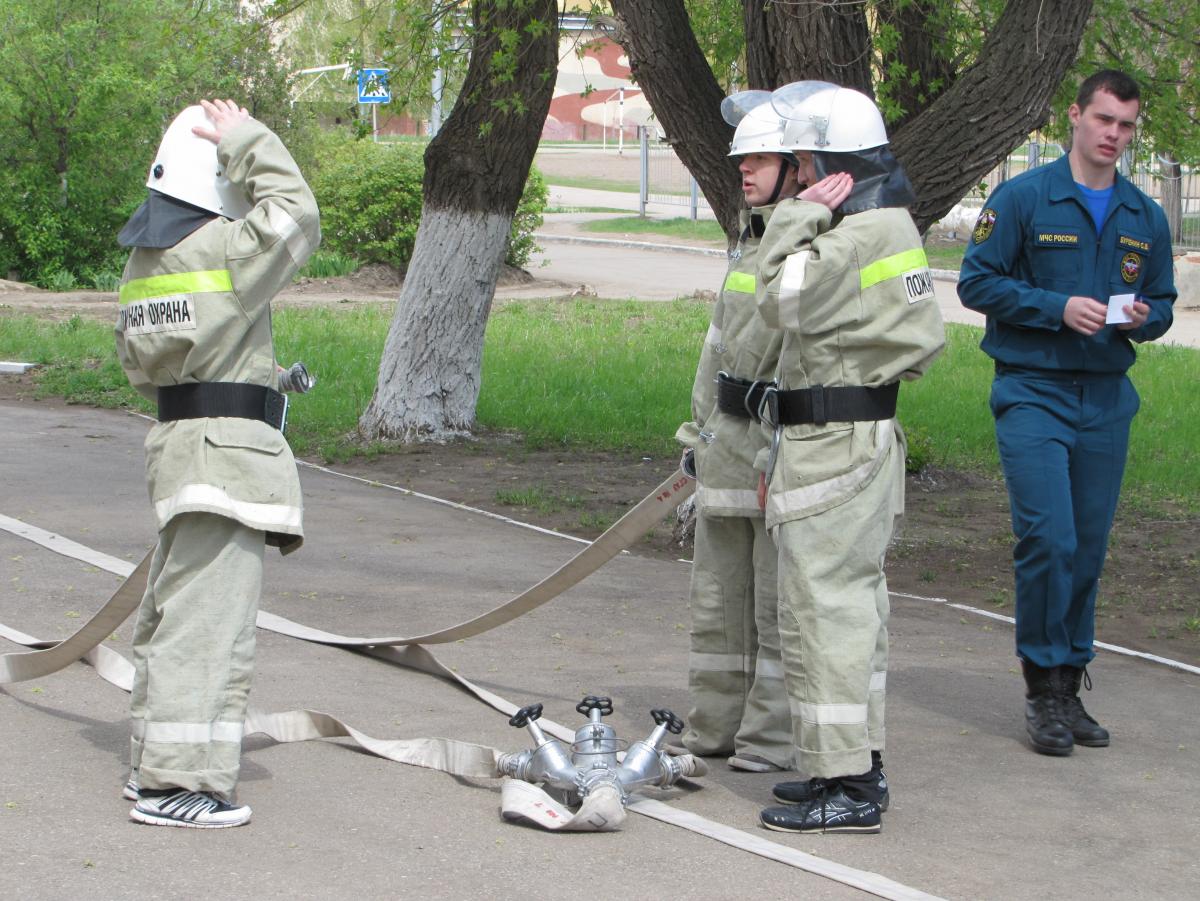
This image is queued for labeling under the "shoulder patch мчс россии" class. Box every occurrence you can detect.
[972,208,997,244]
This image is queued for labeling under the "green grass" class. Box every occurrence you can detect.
[298,250,360,279]
[581,216,726,243]
[494,484,586,512]
[2,306,1197,510]
[542,174,642,194]
[544,205,631,214]
[476,299,710,455]
[925,243,967,271]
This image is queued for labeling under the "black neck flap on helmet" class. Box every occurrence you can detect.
[118,190,219,249]
[812,146,915,213]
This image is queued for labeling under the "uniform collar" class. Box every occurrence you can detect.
[1046,154,1143,215]
[740,202,778,235]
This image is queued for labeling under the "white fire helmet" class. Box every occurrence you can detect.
[770,81,889,152]
[723,90,789,157]
[145,105,252,219]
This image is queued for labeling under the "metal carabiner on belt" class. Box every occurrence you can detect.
[758,385,783,485]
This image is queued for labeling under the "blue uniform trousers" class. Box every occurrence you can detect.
[989,370,1139,668]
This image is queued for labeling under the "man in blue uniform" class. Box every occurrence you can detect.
[958,70,1176,756]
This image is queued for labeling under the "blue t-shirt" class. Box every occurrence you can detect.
[1076,182,1114,232]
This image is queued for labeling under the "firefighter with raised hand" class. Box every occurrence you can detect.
[753,82,945,833]
[115,98,320,828]
[675,91,806,775]
[957,70,1175,756]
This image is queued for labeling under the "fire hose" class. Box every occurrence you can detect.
[0,478,939,898]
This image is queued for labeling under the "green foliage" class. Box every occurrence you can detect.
[1054,1,1200,165]
[311,139,426,271]
[299,250,361,279]
[311,133,547,271]
[508,165,548,268]
[0,0,310,286]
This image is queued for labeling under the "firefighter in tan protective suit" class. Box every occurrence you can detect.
[114,99,320,828]
[751,84,945,834]
[676,92,799,773]
[678,93,860,774]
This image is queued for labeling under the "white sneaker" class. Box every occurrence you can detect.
[122,777,139,801]
[728,753,786,773]
[130,789,251,829]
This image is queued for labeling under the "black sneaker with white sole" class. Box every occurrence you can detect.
[773,769,890,812]
[760,785,881,834]
[131,788,251,829]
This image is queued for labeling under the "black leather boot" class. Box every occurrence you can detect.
[1058,665,1110,747]
[1021,659,1073,756]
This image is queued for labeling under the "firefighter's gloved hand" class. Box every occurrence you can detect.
[680,448,696,480]
[278,361,316,394]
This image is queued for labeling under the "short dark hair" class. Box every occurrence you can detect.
[1075,69,1140,111]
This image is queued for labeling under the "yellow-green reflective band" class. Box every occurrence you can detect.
[859,249,929,291]
[119,270,233,305]
[724,271,756,294]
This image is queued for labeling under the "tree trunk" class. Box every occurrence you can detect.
[874,0,956,132]
[742,0,776,90]
[606,0,742,240]
[893,0,1094,231]
[615,0,1094,236]
[1159,155,1183,243]
[760,0,873,94]
[359,0,558,441]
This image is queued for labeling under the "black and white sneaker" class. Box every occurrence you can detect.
[121,776,139,801]
[760,785,881,834]
[773,770,890,812]
[131,789,251,829]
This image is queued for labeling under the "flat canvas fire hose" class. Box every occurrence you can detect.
[0,480,940,898]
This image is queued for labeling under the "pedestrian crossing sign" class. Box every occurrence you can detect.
[358,68,391,104]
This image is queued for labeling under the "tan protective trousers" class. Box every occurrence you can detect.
[682,514,792,767]
[129,512,265,795]
[772,436,902,779]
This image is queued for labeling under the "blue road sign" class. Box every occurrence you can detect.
[357,68,391,104]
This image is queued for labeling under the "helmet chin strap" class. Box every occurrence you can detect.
[764,158,795,206]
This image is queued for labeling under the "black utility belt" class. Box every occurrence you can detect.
[157,382,288,431]
[761,381,899,427]
[716,372,773,421]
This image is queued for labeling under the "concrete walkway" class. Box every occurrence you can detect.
[533,185,1200,348]
[2,399,1199,899]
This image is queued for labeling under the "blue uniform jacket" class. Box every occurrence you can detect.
[958,155,1175,373]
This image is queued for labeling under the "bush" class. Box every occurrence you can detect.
[310,133,546,273]
[310,139,425,272]
[508,166,547,269]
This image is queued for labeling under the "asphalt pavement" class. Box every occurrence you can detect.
[2,185,1199,898]
[2,399,1199,900]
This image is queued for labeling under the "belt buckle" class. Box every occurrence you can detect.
[264,390,288,432]
[743,379,766,420]
[757,385,780,428]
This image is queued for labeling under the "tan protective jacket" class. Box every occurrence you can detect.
[676,206,791,517]
[115,120,321,553]
[755,201,944,529]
